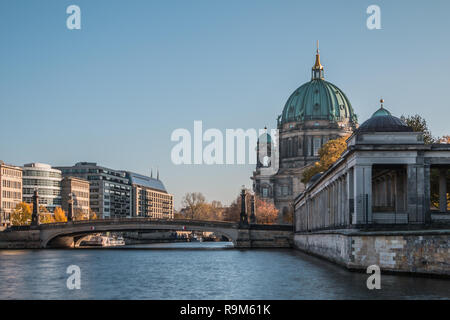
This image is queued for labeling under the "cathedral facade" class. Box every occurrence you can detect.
[251,47,358,222]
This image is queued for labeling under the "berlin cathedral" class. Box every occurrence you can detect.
[251,45,358,222]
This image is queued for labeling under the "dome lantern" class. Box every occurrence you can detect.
[312,40,324,80]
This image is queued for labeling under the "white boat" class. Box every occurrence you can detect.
[79,235,125,247]
[105,235,125,246]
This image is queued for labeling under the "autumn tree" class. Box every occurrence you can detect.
[301,136,348,184]
[88,209,98,220]
[39,206,55,224]
[220,192,279,224]
[400,114,436,144]
[254,196,279,225]
[439,135,450,144]
[10,202,32,226]
[54,207,67,222]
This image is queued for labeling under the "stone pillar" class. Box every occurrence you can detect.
[439,168,448,213]
[31,189,39,226]
[353,165,372,224]
[407,164,425,223]
[348,168,355,224]
[424,165,431,223]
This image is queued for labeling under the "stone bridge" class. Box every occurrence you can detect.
[0,218,293,249]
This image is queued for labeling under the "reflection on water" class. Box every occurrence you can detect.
[0,242,449,300]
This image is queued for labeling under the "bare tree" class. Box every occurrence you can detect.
[181,192,206,220]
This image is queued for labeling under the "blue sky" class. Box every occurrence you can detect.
[1,0,449,208]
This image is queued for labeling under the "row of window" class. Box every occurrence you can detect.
[105,182,131,191]
[23,170,61,179]
[23,188,61,196]
[71,190,89,199]
[280,136,335,158]
[261,185,291,198]
[23,179,60,187]
[24,198,62,205]
[2,179,21,189]
[2,190,21,200]
[1,168,21,178]
[1,200,20,210]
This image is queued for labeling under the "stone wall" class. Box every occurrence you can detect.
[248,229,293,248]
[0,230,41,249]
[294,230,450,277]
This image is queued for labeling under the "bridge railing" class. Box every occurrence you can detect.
[36,217,240,229]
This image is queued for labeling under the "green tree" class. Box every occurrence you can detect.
[400,114,436,144]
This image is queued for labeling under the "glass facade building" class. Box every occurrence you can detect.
[22,163,62,212]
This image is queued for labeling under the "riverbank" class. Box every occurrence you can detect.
[293,228,450,278]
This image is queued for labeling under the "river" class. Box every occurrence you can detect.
[0,242,449,299]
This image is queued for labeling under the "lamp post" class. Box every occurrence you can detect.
[239,186,248,228]
[67,192,74,222]
[31,188,39,226]
[250,193,256,224]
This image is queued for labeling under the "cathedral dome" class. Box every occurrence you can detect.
[280,47,357,125]
[356,100,412,133]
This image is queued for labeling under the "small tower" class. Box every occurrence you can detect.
[31,189,40,226]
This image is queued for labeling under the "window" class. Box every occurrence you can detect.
[313,137,321,156]
[262,187,268,198]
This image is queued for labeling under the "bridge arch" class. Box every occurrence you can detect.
[40,219,240,248]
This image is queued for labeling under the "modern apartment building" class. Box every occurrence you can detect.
[22,163,62,212]
[56,162,131,218]
[0,161,22,226]
[61,176,90,217]
[126,172,174,219]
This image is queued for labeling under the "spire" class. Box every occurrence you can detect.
[150,168,153,178]
[312,41,324,80]
[380,98,384,109]
[157,169,159,180]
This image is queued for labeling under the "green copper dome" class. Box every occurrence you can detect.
[280,79,357,124]
[280,49,357,125]
[371,107,391,117]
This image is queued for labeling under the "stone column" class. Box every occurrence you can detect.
[423,165,431,223]
[353,165,372,224]
[407,164,425,223]
[439,168,448,213]
[348,168,355,224]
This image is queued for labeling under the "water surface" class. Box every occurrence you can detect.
[0,242,448,299]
